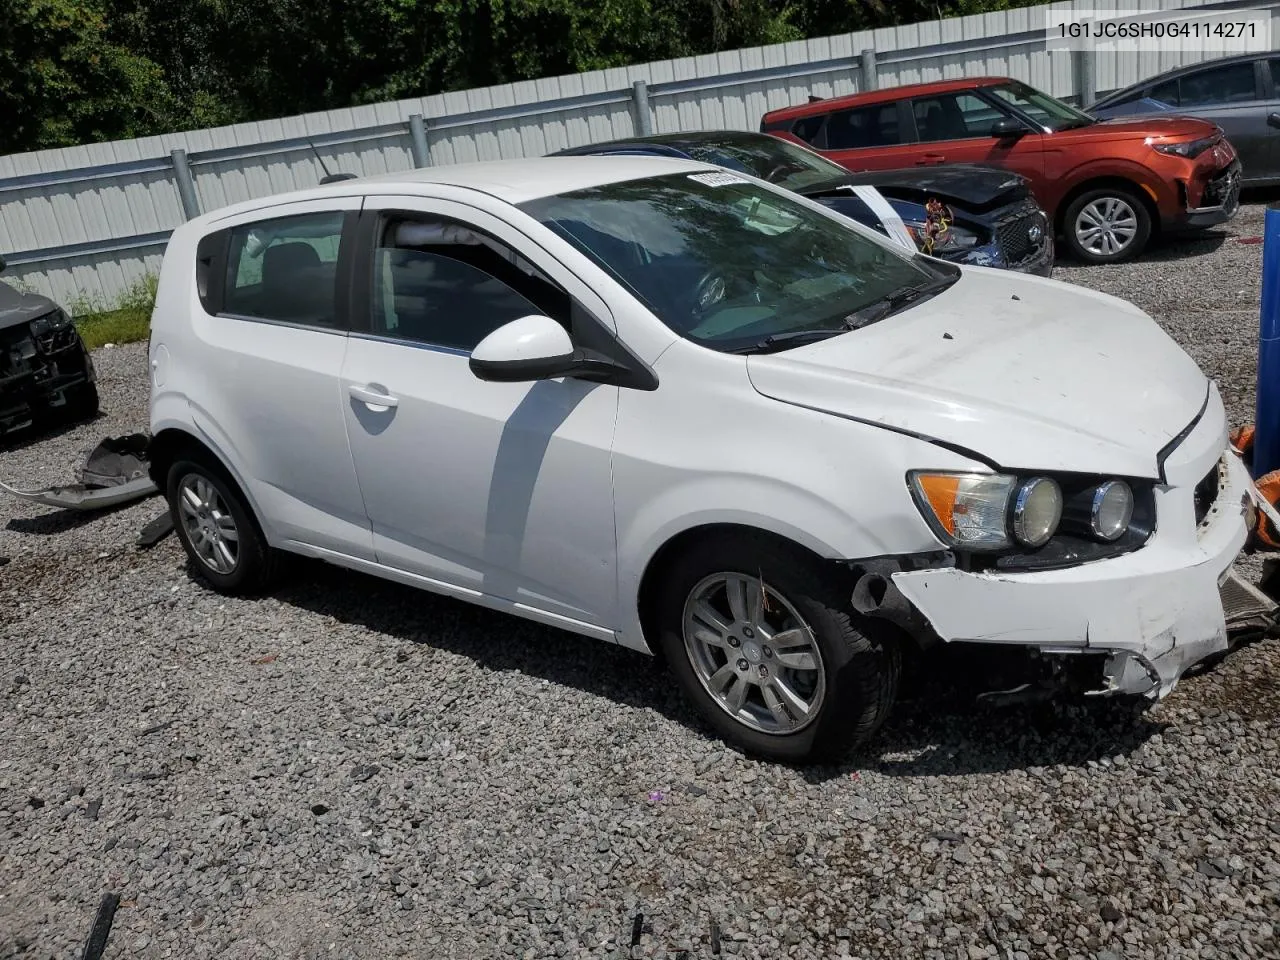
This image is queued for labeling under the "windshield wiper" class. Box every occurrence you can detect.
[727,328,846,355]
[842,276,954,330]
[729,274,958,355]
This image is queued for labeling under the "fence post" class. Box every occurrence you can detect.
[1254,203,1280,477]
[408,114,431,168]
[1073,21,1096,107]
[631,80,654,137]
[170,148,201,220]
[859,47,878,91]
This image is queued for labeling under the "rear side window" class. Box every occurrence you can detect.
[791,115,826,144]
[824,104,901,149]
[911,93,1004,142]
[1151,79,1180,105]
[1178,62,1259,106]
[1271,59,1280,92]
[222,211,346,328]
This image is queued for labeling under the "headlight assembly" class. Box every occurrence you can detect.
[29,310,71,338]
[911,471,1141,554]
[1010,477,1062,547]
[1151,135,1217,159]
[910,471,1021,550]
[1088,480,1134,541]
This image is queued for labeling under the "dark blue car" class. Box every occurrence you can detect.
[552,130,1054,276]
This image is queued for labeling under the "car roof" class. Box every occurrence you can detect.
[554,130,781,156]
[763,76,1009,123]
[1091,51,1268,107]
[198,155,713,226]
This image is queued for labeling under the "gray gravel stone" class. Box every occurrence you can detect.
[2,202,1280,958]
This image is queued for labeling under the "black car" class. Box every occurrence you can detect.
[0,255,98,437]
[551,130,1054,275]
[1088,52,1280,186]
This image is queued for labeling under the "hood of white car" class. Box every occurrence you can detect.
[746,268,1209,479]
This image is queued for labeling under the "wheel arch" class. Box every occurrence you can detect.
[635,522,852,657]
[147,426,271,540]
[1054,175,1161,236]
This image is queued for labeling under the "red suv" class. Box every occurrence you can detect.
[762,77,1242,264]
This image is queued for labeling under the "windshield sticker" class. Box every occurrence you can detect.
[688,171,750,187]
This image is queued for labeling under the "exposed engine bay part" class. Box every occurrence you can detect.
[0,433,157,511]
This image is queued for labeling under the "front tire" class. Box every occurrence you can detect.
[654,534,900,764]
[1062,186,1151,264]
[167,455,280,595]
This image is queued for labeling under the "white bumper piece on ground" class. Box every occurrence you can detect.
[893,395,1261,699]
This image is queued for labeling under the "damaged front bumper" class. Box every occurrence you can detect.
[0,433,157,510]
[887,415,1268,699]
[1,318,96,434]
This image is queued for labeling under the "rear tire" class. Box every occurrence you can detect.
[654,533,900,764]
[1062,186,1151,264]
[166,454,281,595]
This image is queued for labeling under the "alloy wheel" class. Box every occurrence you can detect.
[1074,196,1139,258]
[681,572,826,735]
[176,473,240,575]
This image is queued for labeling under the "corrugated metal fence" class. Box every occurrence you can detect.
[1,0,1276,307]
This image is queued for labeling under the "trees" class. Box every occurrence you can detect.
[0,0,180,153]
[0,0,1046,155]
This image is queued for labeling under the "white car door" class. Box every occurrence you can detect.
[339,195,620,630]
[189,198,375,560]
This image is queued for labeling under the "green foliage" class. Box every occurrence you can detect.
[70,273,156,349]
[0,0,1052,156]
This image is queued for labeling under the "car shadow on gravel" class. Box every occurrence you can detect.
[268,557,689,715]
[851,666,1164,782]
[5,499,141,535]
[0,410,101,455]
[265,559,1169,781]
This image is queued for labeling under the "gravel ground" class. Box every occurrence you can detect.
[3,201,1280,960]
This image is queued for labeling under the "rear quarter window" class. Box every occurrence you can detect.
[791,115,826,144]
[222,211,347,329]
[824,104,902,149]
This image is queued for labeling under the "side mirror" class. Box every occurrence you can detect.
[989,117,1027,139]
[469,314,579,383]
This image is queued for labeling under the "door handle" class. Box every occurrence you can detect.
[916,153,946,165]
[348,383,399,410]
[1269,112,1280,130]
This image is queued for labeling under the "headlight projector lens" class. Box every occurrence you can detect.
[1012,477,1062,547]
[1091,480,1134,541]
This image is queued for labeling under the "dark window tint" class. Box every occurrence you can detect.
[223,211,345,327]
[372,216,570,351]
[1179,63,1258,106]
[824,104,901,149]
[912,93,1005,142]
[1150,79,1180,105]
[1269,59,1280,92]
[791,115,825,144]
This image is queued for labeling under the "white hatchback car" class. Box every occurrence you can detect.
[148,155,1256,762]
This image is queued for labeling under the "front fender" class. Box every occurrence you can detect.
[610,344,982,652]
[1055,157,1174,214]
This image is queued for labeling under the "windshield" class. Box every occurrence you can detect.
[519,171,948,353]
[988,80,1095,131]
[676,137,851,192]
